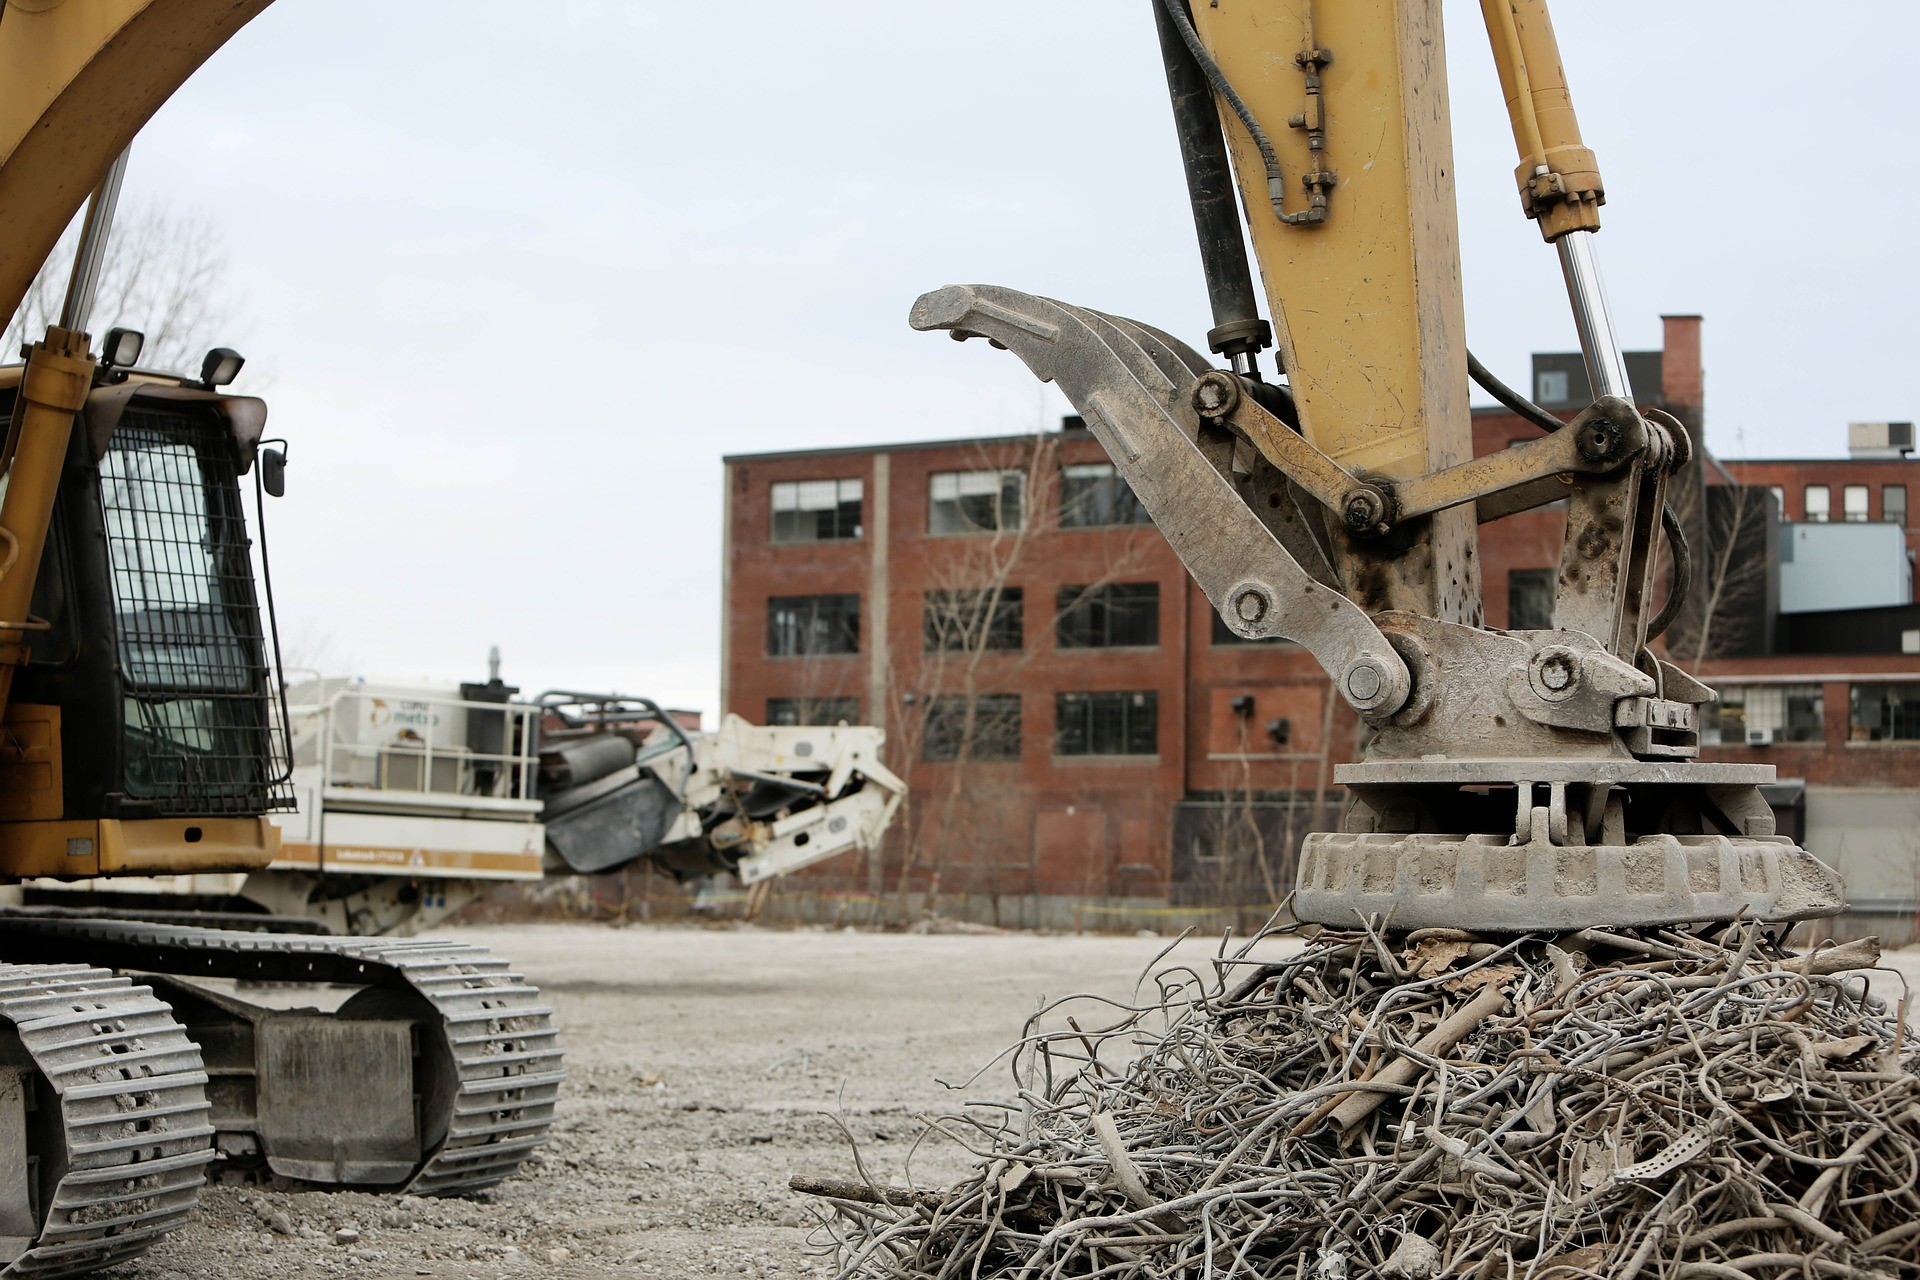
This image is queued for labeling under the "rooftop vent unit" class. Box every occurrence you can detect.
[1848,421,1915,458]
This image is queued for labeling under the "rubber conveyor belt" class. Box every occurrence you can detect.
[0,918,562,1200]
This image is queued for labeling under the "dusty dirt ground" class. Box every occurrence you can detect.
[117,922,1236,1280]
[112,923,1920,1280]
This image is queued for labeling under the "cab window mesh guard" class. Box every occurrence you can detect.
[100,406,292,814]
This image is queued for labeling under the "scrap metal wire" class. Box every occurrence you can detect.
[799,923,1920,1280]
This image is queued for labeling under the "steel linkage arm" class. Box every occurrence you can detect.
[909,283,1410,718]
[1191,375,1653,535]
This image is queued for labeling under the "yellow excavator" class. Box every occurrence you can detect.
[0,0,1847,1275]
[0,7,563,1274]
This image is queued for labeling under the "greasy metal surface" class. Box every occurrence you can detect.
[1387,401,1638,521]
[0,963,213,1278]
[1553,447,1662,656]
[256,1017,417,1185]
[1188,0,1481,626]
[910,283,1409,716]
[0,922,560,1198]
[1294,830,1846,931]
[1201,382,1356,517]
[1363,615,1660,762]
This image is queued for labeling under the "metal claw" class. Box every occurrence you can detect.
[910,283,1410,717]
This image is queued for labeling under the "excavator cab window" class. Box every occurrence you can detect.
[98,405,284,813]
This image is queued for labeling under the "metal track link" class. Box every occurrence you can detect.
[0,920,561,1199]
[0,963,213,1279]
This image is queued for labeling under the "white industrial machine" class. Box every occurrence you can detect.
[32,673,905,935]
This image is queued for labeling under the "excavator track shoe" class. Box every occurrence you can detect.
[0,964,213,1280]
[0,922,559,1198]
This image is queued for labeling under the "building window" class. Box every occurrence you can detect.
[1850,683,1920,742]
[924,588,1023,652]
[1210,611,1290,646]
[1535,370,1569,404]
[1056,583,1159,648]
[929,469,1025,535]
[1060,462,1150,528]
[1886,485,1907,527]
[1702,684,1822,746]
[1507,567,1556,631]
[767,696,859,726]
[1056,691,1157,757]
[1768,486,1786,516]
[1804,484,1830,522]
[1844,484,1870,523]
[922,694,1021,762]
[771,478,862,543]
[767,594,859,656]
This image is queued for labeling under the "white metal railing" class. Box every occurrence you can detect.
[286,684,542,809]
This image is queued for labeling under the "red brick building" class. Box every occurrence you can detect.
[722,426,1354,925]
[723,317,1920,935]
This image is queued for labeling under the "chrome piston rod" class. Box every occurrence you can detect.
[57,147,131,336]
[1556,228,1632,401]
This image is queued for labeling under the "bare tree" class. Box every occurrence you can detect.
[275,622,359,685]
[4,203,237,371]
[1662,477,1772,664]
[886,432,1160,919]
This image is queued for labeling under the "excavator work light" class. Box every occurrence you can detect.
[101,327,143,368]
[199,346,244,387]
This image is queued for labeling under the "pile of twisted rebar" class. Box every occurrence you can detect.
[799,923,1920,1280]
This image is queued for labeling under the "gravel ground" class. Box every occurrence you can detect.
[118,922,1232,1280]
[111,923,1920,1280]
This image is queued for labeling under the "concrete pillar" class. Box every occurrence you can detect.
[720,463,735,716]
[864,453,891,901]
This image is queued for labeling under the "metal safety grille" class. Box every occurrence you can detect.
[100,406,292,814]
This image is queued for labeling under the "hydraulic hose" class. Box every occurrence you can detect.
[1646,502,1691,642]
[1155,0,1292,225]
[1150,0,1270,362]
[1467,350,1692,643]
[1467,349,1564,434]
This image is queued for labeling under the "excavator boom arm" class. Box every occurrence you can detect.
[0,0,274,330]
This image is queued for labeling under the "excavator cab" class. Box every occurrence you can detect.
[0,358,288,879]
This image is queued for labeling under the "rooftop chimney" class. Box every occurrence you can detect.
[1659,315,1703,410]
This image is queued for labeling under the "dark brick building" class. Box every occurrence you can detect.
[723,316,1920,936]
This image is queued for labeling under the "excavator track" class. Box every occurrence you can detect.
[0,963,214,1280]
[0,919,561,1198]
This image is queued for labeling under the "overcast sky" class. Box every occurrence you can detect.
[97,1,1918,719]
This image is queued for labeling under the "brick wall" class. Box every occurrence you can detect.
[721,312,1920,918]
[723,431,1361,905]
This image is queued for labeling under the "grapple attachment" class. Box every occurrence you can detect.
[914,283,1846,932]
